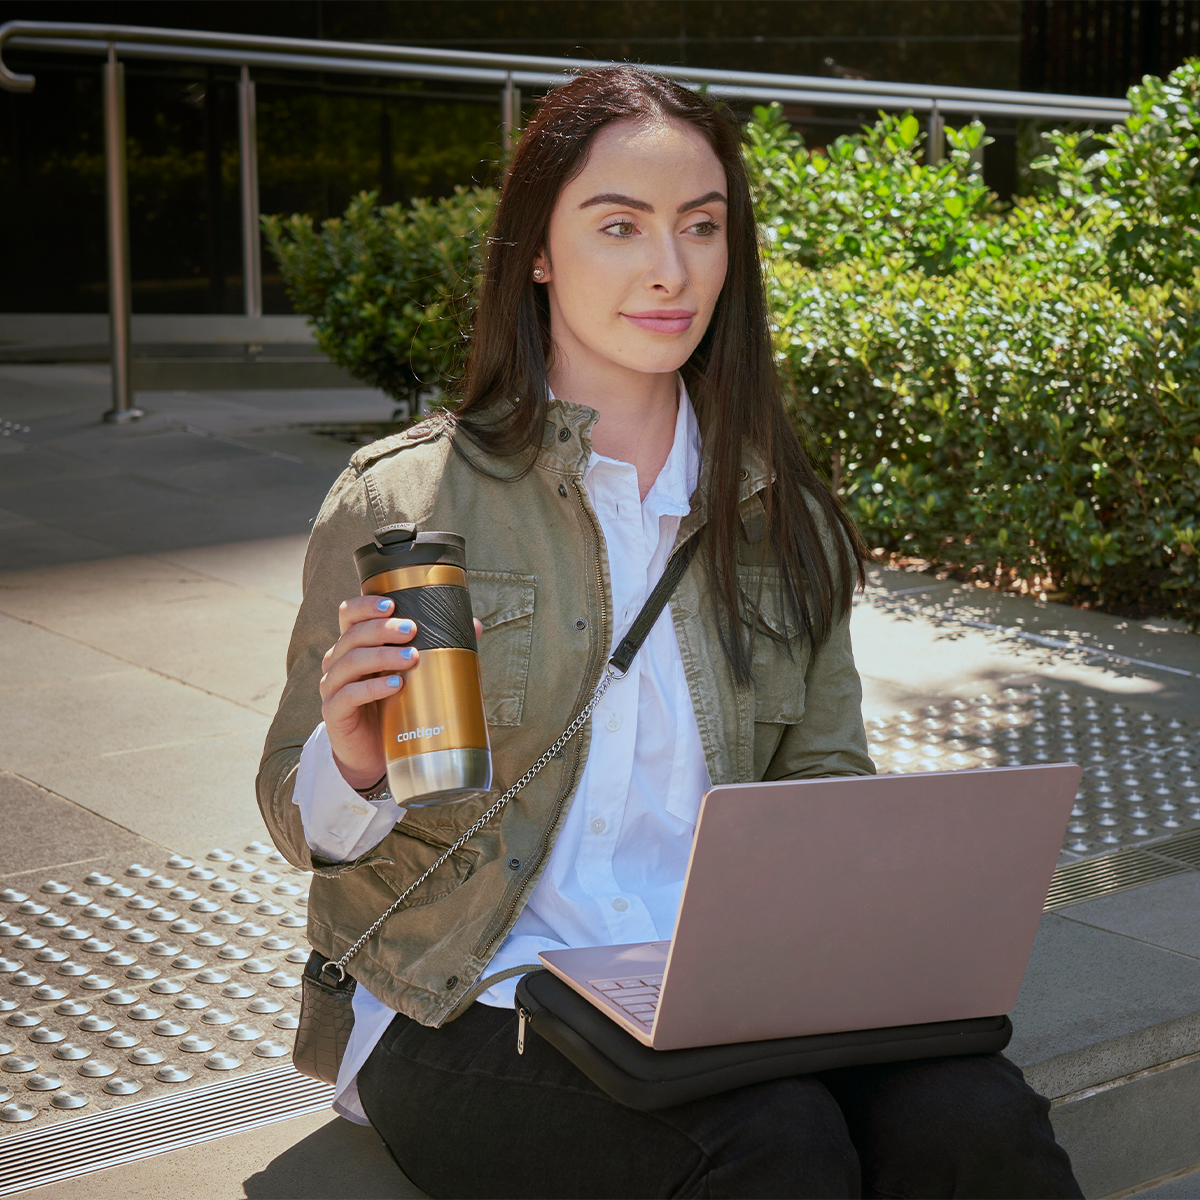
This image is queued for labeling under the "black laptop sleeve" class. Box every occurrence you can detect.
[514,969,1013,1111]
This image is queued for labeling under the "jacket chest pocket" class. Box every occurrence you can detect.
[467,570,537,727]
[739,566,809,726]
[369,825,480,910]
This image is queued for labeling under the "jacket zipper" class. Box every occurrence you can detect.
[473,477,609,962]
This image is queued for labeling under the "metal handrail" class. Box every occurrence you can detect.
[0,21,1131,120]
[0,19,1134,422]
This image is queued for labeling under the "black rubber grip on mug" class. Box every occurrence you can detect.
[384,586,476,652]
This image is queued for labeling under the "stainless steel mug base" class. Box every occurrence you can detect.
[386,748,493,807]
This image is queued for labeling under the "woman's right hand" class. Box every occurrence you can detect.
[320,596,419,791]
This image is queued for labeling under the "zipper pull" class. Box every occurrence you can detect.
[517,1006,528,1055]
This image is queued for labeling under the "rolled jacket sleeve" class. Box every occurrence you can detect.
[294,723,407,863]
[256,466,380,870]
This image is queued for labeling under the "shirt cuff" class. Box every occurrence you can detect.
[293,724,405,863]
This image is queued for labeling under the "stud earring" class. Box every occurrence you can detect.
[533,268,544,281]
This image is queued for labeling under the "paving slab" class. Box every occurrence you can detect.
[31,727,275,863]
[0,771,159,876]
[0,516,122,569]
[1061,874,1200,961]
[855,573,1200,729]
[0,556,299,715]
[1010,904,1200,1098]
[158,535,310,607]
[1124,1163,1200,1197]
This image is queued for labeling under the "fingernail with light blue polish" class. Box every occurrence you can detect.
[386,675,400,687]
[376,598,392,612]
[398,619,415,634]
[400,647,415,661]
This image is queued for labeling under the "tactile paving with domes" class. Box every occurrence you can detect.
[865,683,1198,861]
[0,841,316,1137]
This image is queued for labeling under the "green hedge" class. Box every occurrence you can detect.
[753,67,1200,626]
[264,65,1200,626]
[262,186,496,404]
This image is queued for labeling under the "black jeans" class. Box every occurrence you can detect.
[358,1003,1083,1199]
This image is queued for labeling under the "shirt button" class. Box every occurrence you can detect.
[612,898,629,912]
[591,818,606,835]
[606,717,620,732]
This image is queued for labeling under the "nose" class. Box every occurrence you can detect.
[645,232,689,294]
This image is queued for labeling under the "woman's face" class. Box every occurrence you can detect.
[535,116,728,385]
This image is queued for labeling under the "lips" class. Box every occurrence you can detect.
[622,310,695,335]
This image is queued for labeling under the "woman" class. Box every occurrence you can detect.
[258,67,1081,1199]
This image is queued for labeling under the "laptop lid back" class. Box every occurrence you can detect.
[651,763,1079,1050]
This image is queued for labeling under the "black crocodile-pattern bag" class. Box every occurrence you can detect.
[295,950,357,1085]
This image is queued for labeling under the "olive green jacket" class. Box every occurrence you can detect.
[256,398,875,1027]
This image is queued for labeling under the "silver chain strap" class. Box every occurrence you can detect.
[321,662,624,983]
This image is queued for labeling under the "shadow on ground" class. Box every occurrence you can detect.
[243,1115,418,1199]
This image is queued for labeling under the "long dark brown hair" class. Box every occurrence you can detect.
[454,66,869,683]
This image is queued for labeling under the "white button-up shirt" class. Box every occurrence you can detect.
[292,383,710,1123]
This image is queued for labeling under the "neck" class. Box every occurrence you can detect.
[547,359,678,502]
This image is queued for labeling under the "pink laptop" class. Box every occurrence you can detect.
[539,763,1080,1050]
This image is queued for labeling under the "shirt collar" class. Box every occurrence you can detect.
[547,377,699,516]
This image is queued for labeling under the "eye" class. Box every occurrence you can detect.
[601,219,637,238]
[689,219,722,237]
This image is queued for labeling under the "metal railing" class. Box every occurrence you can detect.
[0,20,1132,422]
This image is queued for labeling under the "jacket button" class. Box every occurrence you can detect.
[558,484,568,497]
[573,618,587,631]
[557,427,571,442]
[740,468,750,480]
[445,976,458,990]
[508,858,521,870]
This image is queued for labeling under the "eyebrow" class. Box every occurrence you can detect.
[578,190,728,214]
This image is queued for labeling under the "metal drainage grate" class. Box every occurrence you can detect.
[866,684,1198,861]
[1044,848,1191,910]
[0,841,313,1141]
[0,1063,332,1197]
[1148,827,1200,870]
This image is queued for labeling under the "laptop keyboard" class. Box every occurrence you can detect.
[588,975,663,1028]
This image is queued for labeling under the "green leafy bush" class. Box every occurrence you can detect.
[261,186,496,404]
[757,62,1200,626]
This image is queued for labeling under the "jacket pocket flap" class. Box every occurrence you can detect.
[465,570,537,727]
[736,565,797,641]
[467,570,537,630]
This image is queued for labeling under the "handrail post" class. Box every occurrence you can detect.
[927,99,944,164]
[102,41,141,423]
[239,65,262,319]
[501,70,519,153]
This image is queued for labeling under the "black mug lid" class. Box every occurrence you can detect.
[355,525,466,583]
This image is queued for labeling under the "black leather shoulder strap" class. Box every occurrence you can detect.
[609,537,699,677]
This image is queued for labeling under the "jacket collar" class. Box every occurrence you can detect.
[532,394,773,545]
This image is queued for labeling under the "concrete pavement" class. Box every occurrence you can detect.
[2,365,1199,1197]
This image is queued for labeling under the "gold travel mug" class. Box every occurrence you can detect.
[354,524,492,806]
